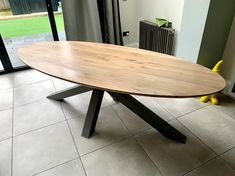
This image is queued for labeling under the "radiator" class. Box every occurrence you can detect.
[139,20,175,55]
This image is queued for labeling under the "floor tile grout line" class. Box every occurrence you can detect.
[110,99,182,137]
[0,107,14,113]
[13,98,56,109]
[152,99,175,120]
[176,113,235,157]
[80,135,132,158]
[77,102,163,158]
[152,98,182,118]
[129,118,177,139]
[12,120,66,138]
[60,96,133,167]
[13,74,51,89]
[13,78,56,108]
[182,155,220,176]
[52,78,88,176]
[13,76,51,87]
[67,105,154,140]
[60,97,113,121]
[175,118,218,156]
[131,119,218,176]
[31,157,79,176]
[212,105,235,121]
[219,146,235,156]
[171,118,224,175]
[175,104,210,120]
[175,105,235,157]
[133,137,164,176]
[13,77,52,88]
[218,155,235,172]
[153,98,210,120]
[175,105,211,119]
[0,136,13,143]
[13,98,54,109]
[165,104,235,175]
[59,102,88,176]
[110,103,133,135]
[109,101,163,139]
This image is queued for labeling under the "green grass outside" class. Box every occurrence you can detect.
[0,14,64,38]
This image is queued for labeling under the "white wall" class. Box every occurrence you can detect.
[119,0,185,52]
[176,0,211,62]
[119,0,139,46]
[222,15,235,82]
[136,0,184,35]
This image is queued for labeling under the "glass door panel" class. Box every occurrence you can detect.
[0,63,3,71]
[0,0,60,69]
[54,0,65,41]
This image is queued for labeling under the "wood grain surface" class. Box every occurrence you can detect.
[17,41,225,97]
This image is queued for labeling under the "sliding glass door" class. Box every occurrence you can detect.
[0,63,3,71]
[0,0,64,74]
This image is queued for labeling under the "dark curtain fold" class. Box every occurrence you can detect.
[61,0,123,45]
[97,0,123,45]
[61,0,102,42]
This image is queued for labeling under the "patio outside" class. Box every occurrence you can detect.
[0,0,65,68]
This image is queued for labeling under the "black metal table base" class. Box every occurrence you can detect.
[47,87,187,143]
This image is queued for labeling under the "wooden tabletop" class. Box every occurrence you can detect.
[17,41,225,98]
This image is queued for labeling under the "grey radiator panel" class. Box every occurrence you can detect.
[139,20,175,55]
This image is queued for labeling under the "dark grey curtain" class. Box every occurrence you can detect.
[61,0,123,45]
[61,0,102,42]
[97,0,123,45]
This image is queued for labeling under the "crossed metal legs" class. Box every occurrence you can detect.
[47,86,187,143]
[47,85,92,101]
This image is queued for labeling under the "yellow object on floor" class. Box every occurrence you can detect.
[200,60,223,105]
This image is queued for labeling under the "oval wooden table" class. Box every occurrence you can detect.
[18,41,225,143]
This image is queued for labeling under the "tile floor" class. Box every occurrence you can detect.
[0,69,235,176]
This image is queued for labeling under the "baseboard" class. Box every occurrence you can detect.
[222,79,231,95]
[222,79,235,100]
[125,43,139,48]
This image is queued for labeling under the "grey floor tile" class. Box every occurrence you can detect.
[0,109,12,141]
[68,106,130,155]
[104,92,119,106]
[112,103,152,134]
[0,88,13,111]
[0,139,11,176]
[36,159,86,176]
[13,122,78,176]
[13,99,65,136]
[221,147,235,170]
[213,95,235,120]
[155,97,208,118]
[184,158,235,176]
[61,91,109,119]
[179,106,235,154]
[14,80,55,107]
[111,95,174,135]
[14,69,50,87]
[81,138,161,176]
[138,96,175,121]
[52,78,78,91]
[135,120,215,176]
[0,73,14,90]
